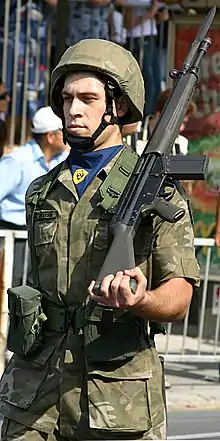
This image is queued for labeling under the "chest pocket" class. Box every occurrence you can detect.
[31,210,59,291]
[33,210,58,248]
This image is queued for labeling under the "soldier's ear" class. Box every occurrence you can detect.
[116,96,128,118]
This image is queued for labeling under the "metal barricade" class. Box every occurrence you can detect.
[0,231,219,376]
[0,229,28,376]
[157,238,220,366]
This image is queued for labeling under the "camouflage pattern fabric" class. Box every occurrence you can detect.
[1,349,166,440]
[1,418,65,440]
[0,150,199,440]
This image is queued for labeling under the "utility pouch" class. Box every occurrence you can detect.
[7,285,47,356]
[84,301,143,363]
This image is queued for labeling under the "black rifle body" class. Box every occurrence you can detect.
[94,7,216,291]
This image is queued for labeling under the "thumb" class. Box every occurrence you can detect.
[124,267,143,281]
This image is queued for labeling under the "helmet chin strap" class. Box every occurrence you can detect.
[63,81,118,154]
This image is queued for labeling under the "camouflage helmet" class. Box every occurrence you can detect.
[50,39,145,124]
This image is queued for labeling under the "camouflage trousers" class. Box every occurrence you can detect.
[1,419,64,441]
[1,417,167,440]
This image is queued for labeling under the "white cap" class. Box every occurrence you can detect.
[31,106,63,134]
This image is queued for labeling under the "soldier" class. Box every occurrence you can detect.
[0,39,199,441]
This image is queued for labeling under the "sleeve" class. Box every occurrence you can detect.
[25,176,44,226]
[0,156,22,202]
[151,186,200,289]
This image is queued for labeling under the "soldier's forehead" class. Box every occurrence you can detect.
[63,72,105,88]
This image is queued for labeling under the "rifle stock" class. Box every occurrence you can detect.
[94,7,216,293]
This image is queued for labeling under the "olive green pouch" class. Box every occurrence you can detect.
[7,285,47,356]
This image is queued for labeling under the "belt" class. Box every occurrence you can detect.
[42,302,129,334]
[43,303,87,334]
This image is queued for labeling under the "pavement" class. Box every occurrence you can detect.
[164,360,220,412]
[155,334,220,412]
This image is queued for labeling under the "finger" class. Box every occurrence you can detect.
[88,279,111,305]
[88,280,96,295]
[124,266,146,283]
[88,275,114,297]
[120,271,147,306]
[90,292,109,306]
[110,271,123,295]
[119,274,141,307]
[109,271,124,308]
[99,274,114,298]
[119,274,133,297]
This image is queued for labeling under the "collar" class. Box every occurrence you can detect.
[57,147,126,202]
[99,147,125,177]
[30,139,45,163]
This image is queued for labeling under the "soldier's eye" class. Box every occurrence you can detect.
[62,95,72,102]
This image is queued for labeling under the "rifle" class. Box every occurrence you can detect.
[94,6,216,293]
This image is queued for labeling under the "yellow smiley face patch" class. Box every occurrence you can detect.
[73,168,89,184]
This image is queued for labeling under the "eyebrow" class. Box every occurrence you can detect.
[61,90,100,97]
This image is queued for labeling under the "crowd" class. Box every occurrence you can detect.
[0,0,195,287]
[0,0,181,145]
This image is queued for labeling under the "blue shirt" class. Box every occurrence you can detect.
[67,1,109,45]
[69,145,123,197]
[0,139,69,226]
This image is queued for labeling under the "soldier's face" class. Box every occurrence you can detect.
[62,72,107,138]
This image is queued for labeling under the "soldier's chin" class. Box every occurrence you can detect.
[67,127,88,137]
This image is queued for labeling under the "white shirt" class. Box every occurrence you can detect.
[127,0,157,38]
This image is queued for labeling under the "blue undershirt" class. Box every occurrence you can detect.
[69,145,123,197]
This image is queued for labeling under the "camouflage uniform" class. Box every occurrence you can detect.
[0,40,199,441]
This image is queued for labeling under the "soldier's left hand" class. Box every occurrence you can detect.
[88,266,147,309]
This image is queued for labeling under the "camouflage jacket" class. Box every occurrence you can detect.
[0,149,199,439]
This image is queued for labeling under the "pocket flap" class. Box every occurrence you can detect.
[87,349,153,432]
[88,349,153,380]
[0,335,63,410]
[34,210,58,245]
[8,285,42,317]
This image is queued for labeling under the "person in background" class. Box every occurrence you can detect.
[124,0,168,117]
[156,7,170,89]
[51,0,127,71]
[0,0,57,146]
[0,105,69,286]
[0,79,13,156]
[0,78,10,121]
[67,0,113,44]
[0,120,7,158]
[149,87,195,154]
[109,3,127,45]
